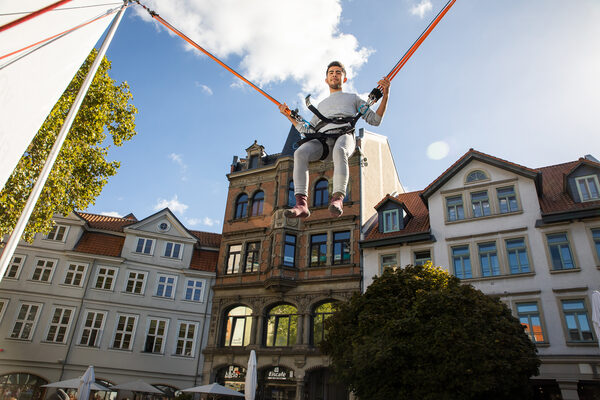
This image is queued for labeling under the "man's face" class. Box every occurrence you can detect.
[326,66,346,89]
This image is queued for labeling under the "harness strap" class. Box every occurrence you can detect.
[296,128,354,161]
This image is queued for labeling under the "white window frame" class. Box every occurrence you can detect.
[44,306,76,344]
[30,258,57,283]
[414,249,432,266]
[45,224,69,242]
[5,254,26,279]
[184,278,206,302]
[174,320,199,357]
[382,209,400,233]
[144,317,169,354]
[79,310,107,347]
[111,313,138,350]
[10,302,43,340]
[63,263,88,287]
[0,299,9,323]
[94,266,118,291]
[135,237,155,255]
[163,242,183,259]
[575,175,600,202]
[380,253,398,274]
[123,270,147,295]
[155,274,177,299]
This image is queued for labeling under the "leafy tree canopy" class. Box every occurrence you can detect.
[0,49,137,241]
[321,263,540,400]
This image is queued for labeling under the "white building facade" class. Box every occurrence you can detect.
[361,150,600,400]
[0,209,220,400]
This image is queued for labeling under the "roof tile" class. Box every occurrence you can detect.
[74,232,124,258]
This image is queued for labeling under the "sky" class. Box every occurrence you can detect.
[81,0,600,233]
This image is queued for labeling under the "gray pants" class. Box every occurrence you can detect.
[293,134,356,197]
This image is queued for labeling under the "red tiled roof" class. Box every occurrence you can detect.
[363,190,430,242]
[190,230,222,249]
[74,232,124,258]
[536,160,600,214]
[190,248,218,272]
[76,211,137,232]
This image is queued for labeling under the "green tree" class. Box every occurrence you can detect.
[321,263,540,400]
[0,49,137,241]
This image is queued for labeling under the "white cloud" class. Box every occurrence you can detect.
[153,195,189,214]
[134,0,372,97]
[410,0,433,19]
[169,153,188,180]
[100,211,122,217]
[185,217,221,227]
[426,141,449,160]
[195,81,213,95]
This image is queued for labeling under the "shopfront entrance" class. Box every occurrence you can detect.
[258,367,296,400]
[216,365,247,393]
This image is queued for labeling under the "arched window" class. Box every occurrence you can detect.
[313,302,338,345]
[288,181,296,206]
[235,194,248,219]
[251,191,264,216]
[466,170,488,183]
[266,304,298,347]
[223,306,253,347]
[314,179,329,207]
[0,373,48,400]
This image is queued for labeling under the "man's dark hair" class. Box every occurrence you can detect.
[326,61,346,76]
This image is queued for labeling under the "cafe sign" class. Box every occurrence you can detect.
[223,365,246,380]
[266,366,294,381]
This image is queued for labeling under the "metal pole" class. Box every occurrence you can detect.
[0,2,128,281]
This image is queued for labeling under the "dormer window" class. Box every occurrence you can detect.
[575,175,599,202]
[46,224,68,241]
[382,209,400,233]
[465,170,488,183]
[248,155,258,169]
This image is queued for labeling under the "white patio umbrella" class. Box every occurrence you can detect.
[111,380,164,394]
[244,351,257,400]
[592,290,600,348]
[78,366,95,400]
[43,378,110,391]
[182,383,244,399]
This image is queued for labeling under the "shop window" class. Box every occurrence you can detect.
[313,302,337,346]
[223,306,252,347]
[0,373,48,400]
[266,304,298,347]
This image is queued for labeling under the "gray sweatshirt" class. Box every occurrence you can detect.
[298,91,382,134]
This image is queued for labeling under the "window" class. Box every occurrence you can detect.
[135,237,154,255]
[235,194,248,219]
[332,231,351,265]
[175,321,198,356]
[46,224,68,241]
[251,191,264,216]
[288,181,296,207]
[516,303,545,343]
[283,234,296,267]
[446,195,464,221]
[497,186,518,213]
[124,271,147,294]
[592,228,600,260]
[64,263,86,286]
[380,254,397,274]
[112,314,137,350]
[313,303,337,346]
[547,233,575,270]
[466,170,488,183]
[310,234,328,267]
[506,238,530,274]
[226,244,242,274]
[164,242,183,259]
[184,279,205,302]
[11,303,42,340]
[382,209,400,233]
[478,242,500,277]
[452,245,472,279]
[314,179,329,207]
[144,318,168,353]
[414,250,431,266]
[248,155,259,169]
[45,306,74,343]
[31,259,55,282]
[471,191,491,217]
[575,175,600,202]
[561,300,594,342]
[244,242,260,272]
[156,274,176,299]
[0,299,8,323]
[223,306,253,347]
[266,304,298,347]
[5,255,25,279]
[94,266,117,290]
[79,311,106,347]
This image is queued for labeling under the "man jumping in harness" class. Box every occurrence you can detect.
[279,61,391,218]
